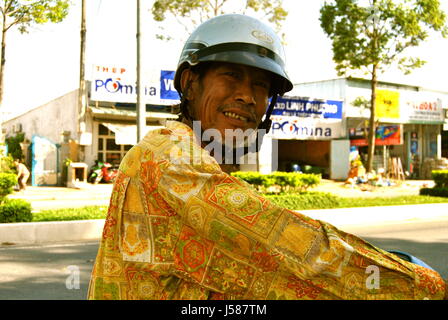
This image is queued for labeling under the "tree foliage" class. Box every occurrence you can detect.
[320,0,447,172]
[0,0,70,33]
[0,0,70,104]
[321,0,447,76]
[5,132,24,160]
[151,0,287,40]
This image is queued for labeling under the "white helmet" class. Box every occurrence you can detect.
[174,14,293,98]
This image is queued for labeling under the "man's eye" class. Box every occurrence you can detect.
[224,71,239,78]
[254,81,270,89]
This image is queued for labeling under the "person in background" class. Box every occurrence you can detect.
[14,159,30,191]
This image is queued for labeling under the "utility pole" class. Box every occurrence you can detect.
[78,0,87,161]
[136,0,145,142]
[0,8,7,146]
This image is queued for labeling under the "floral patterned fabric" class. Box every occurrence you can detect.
[88,120,447,300]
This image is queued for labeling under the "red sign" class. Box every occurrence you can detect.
[349,125,402,146]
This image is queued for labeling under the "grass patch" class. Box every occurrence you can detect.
[336,195,448,209]
[32,206,108,222]
[266,192,342,210]
[27,194,448,222]
[266,193,448,210]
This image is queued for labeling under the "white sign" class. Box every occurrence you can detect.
[90,64,180,105]
[346,87,445,124]
[268,116,344,140]
[401,91,444,124]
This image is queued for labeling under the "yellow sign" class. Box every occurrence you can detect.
[376,89,400,119]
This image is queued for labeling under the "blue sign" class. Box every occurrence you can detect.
[160,70,180,100]
[272,97,343,119]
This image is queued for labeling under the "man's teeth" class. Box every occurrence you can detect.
[224,112,248,122]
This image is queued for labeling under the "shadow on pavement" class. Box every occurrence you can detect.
[0,237,446,300]
[0,241,100,300]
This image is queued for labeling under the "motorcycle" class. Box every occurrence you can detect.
[388,250,436,271]
[88,160,118,184]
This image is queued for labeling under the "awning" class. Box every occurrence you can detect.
[89,106,179,120]
[102,123,164,145]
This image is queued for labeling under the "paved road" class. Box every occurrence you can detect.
[0,218,446,300]
[343,219,448,279]
[0,240,99,300]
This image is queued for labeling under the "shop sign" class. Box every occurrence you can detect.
[376,89,400,120]
[268,115,344,140]
[272,97,343,119]
[401,92,444,124]
[348,87,445,124]
[90,65,180,104]
[349,125,403,146]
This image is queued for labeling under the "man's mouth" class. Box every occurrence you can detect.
[223,111,250,123]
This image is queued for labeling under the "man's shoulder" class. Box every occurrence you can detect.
[118,121,195,176]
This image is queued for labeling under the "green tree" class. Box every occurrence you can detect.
[5,131,24,160]
[320,0,447,172]
[151,0,288,41]
[0,0,70,105]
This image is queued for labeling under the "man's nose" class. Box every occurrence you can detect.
[234,77,256,105]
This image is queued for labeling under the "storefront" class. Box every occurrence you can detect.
[291,78,448,179]
[256,96,350,179]
[346,88,445,177]
[85,103,176,167]
[81,64,180,168]
[2,64,180,186]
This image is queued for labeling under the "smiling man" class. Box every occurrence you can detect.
[179,61,273,169]
[88,14,447,300]
[181,62,271,132]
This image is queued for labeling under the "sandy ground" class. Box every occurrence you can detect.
[312,179,435,198]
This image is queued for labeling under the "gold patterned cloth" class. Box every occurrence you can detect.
[88,120,447,300]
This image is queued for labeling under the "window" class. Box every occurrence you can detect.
[97,124,132,166]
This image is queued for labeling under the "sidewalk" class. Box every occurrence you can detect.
[8,183,113,211]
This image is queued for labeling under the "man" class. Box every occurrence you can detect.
[14,159,30,191]
[88,14,447,300]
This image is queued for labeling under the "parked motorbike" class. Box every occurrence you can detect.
[88,160,118,184]
[389,250,436,271]
[101,162,118,183]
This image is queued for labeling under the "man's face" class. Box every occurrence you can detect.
[184,62,272,142]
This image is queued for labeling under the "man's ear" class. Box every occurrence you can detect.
[180,68,199,100]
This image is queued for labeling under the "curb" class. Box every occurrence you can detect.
[0,219,105,245]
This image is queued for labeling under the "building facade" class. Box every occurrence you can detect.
[259,78,448,180]
[3,65,180,186]
[3,74,447,186]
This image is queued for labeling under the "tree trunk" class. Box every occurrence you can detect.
[0,19,7,107]
[0,17,6,144]
[78,0,86,129]
[367,64,378,173]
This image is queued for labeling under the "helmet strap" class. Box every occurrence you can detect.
[178,77,196,122]
[255,94,278,152]
[179,95,193,122]
[257,94,277,133]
